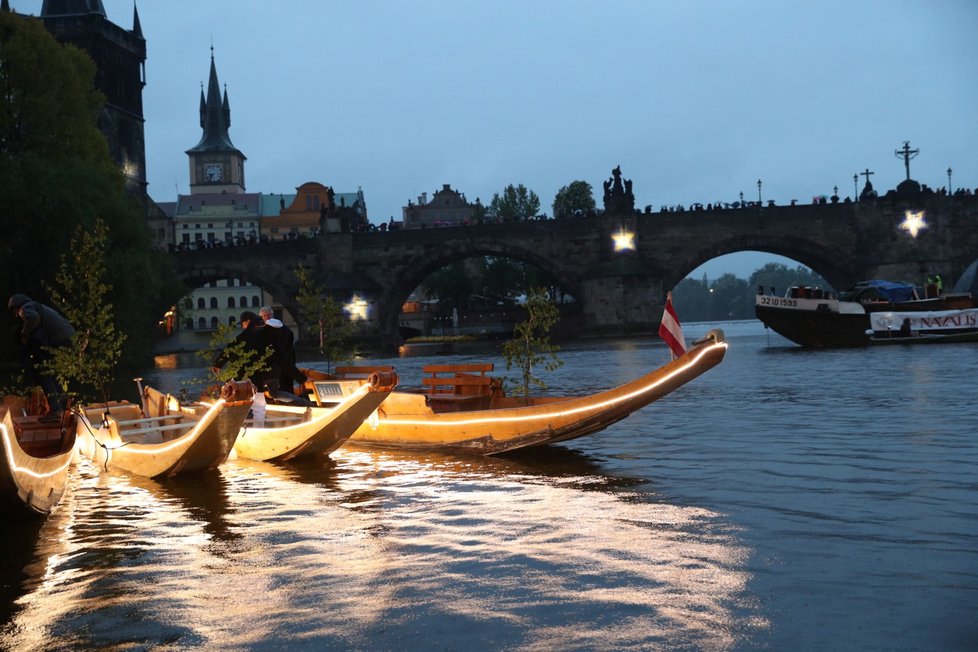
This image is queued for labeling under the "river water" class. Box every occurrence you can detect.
[2,321,976,651]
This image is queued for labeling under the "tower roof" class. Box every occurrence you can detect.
[41,0,106,16]
[186,49,242,155]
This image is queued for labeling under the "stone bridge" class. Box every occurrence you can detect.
[171,192,978,348]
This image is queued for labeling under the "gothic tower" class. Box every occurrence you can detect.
[187,50,246,195]
[40,0,148,196]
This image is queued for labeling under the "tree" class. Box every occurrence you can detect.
[295,265,353,374]
[502,287,563,403]
[421,260,481,311]
[197,323,271,391]
[552,180,596,218]
[749,263,832,297]
[489,184,540,220]
[42,219,124,402]
[0,12,170,384]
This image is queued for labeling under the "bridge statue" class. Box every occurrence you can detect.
[602,165,636,215]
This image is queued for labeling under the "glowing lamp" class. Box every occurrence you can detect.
[612,228,635,252]
[899,210,927,238]
[345,295,369,321]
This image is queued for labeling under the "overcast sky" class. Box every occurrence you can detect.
[14,0,978,278]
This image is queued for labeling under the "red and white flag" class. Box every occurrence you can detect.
[658,292,687,359]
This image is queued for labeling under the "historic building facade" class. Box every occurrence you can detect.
[402,184,479,228]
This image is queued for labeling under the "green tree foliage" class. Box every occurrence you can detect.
[295,265,353,374]
[502,287,562,403]
[749,263,832,298]
[552,180,596,218]
[421,260,482,311]
[0,13,170,382]
[42,219,124,402]
[489,183,540,220]
[199,323,271,391]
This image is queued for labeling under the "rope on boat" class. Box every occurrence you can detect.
[71,407,131,472]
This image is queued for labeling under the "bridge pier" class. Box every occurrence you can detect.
[577,274,665,336]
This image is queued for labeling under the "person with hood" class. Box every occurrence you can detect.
[258,305,305,393]
[8,294,75,418]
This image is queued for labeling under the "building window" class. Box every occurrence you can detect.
[228,316,236,326]
[197,317,206,330]
[228,297,236,308]
[197,297,206,309]
[252,296,260,307]
[210,297,218,309]
[210,316,219,329]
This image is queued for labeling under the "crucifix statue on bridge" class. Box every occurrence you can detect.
[859,167,876,200]
[894,141,919,181]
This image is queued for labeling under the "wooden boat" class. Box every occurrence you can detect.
[756,280,976,348]
[0,405,76,518]
[300,329,728,455]
[74,381,253,478]
[232,371,398,462]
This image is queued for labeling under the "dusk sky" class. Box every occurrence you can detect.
[14,0,978,278]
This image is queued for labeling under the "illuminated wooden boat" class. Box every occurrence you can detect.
[301,329,728,455]
[232,371,398,462]
[75,382,252,478]
[0,406,77,517]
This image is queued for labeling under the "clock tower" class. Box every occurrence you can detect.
[187,49,246,194]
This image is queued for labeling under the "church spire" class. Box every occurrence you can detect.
[132,2,143,39]
[186,48,238,153]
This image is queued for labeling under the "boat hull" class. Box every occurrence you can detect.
[755,304,869,347]
[233,382,392,462]
[0,408,76,518]
[76,395,250,478]
[347,332,728,455]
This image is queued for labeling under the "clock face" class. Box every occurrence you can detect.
[205,165,223,182]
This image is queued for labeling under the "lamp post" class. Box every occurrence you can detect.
[757,179,762,204]
[739,191,744,206]
[947,167,952,194]
[853,173,858,200]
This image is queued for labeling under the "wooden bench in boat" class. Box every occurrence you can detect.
[421,363,498,412]
[332,365,395,380]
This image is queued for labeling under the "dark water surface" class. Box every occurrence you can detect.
[2,322,976,651]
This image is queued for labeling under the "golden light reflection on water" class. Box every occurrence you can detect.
[1,449,765,650]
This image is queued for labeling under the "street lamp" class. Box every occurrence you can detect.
[757,179,762,204]
[853,174,858,200]
[947,167,953,194]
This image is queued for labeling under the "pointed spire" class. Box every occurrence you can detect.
[222,85,231,129]
[187,48,239,154]
[1,0,10,14]
[198,83,206,129]
[132,2,143,39]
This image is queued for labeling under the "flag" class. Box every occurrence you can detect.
[659,292,686,359]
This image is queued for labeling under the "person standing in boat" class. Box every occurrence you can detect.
[213,310,282,395]
[8,294,75,420]
[258,305,305,394]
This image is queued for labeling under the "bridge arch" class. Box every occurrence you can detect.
[372,237,585,343]
[170,266,301,331]
[668,234,864,291]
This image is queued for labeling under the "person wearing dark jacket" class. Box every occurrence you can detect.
[259,306,305,393]
[213,311,282,394]
[8,293,75,417]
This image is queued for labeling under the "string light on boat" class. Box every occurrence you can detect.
[612,228,635,252]
[898,210,927,238]
[345,295,370,321]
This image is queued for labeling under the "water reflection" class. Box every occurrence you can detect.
[0,443,760,650]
